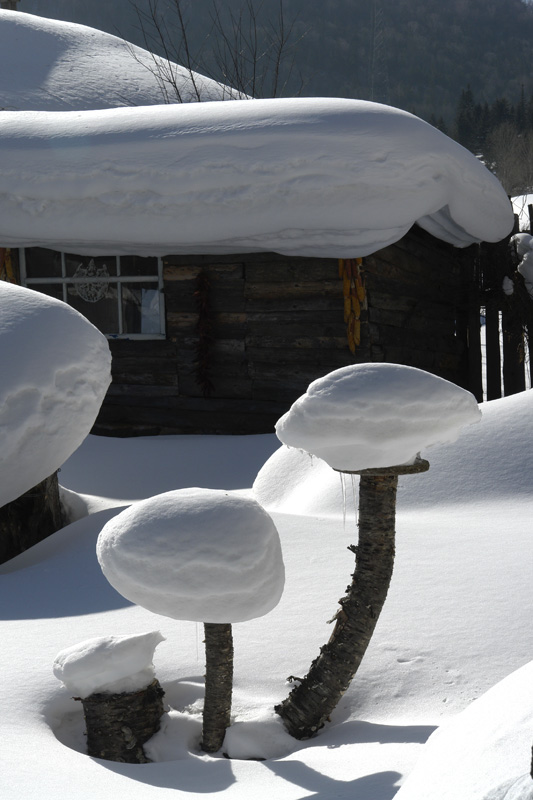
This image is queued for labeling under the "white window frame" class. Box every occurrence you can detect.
[19,248,166,340]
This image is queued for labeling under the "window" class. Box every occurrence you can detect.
[19,248,165,339]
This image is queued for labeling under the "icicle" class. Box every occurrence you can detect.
[195,622,200,663]
[350,474,358,531]
[340,471,347,531]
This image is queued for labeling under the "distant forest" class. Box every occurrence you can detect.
[22,0,533,119]
[19,0,533,190]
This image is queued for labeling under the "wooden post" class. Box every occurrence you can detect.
[467,288,483,402]
[502,308,526,396]
[485,300,502,400]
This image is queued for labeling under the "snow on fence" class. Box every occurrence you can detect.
[468,209,533,402]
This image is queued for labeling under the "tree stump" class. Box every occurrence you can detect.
[0,472,63,564]
[79,679,165,763]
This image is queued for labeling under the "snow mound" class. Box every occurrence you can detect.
[482,776,533,800]
[394,660,533,800]
[0,282,111,508]
[510,233,533,296]
[0,9,233,111]
[97,488,285,623]
[0,97,513,258]
[53,631,164,698]
[275,363,481,471]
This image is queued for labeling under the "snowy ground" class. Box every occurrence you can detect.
[1,389,532,800]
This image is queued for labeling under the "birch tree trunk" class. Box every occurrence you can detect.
[201,622,234,753]
[276,459,429,740]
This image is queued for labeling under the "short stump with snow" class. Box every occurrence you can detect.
[275,363,481,472]
[97,488,285,624]
[0,281,111,508]
[53,631,165,699]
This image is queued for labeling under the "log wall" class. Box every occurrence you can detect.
[94,225,472,436]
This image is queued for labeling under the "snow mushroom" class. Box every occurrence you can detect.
[275,362,481,471]
[275,363,481,739]
[0,282,111,508]
[97,487,285,753]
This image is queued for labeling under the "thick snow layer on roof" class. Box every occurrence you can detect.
[0,97,513,258]
[0,10,233,111]
[97,488,285,624]
[0,282,111,508]
[275,364,481,471]
[53,631,164,698]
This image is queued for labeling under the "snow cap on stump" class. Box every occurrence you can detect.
[275,363,481,472]
[0,282,111,508]
[53,631,165,699]
[97,488,285,624]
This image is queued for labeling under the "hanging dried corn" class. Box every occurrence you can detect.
[339,257,366,354]
[0,248,15,283]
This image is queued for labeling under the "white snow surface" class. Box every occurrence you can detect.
[97,488,285,624]
[0,281,111,508]
[1,390,533,799]
[53,631,165,698]
[0,10,234,111]
[275,363,481,471]
[395,660,533,800]
[0,97,513,258]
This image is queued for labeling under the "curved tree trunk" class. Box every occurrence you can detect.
[201,622,234,753]
[275,472,399,739]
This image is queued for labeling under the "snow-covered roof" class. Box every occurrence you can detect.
[0,9,233,111]
[0,98,514,258]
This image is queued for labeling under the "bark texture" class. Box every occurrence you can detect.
[80,679,165,763]
[201,622,234,753]
[275,473,399,739]
[0,472,63,564]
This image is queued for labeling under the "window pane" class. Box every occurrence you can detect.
[30,283,64,302]
[122,282,163,334]
[64,253,117,279]
[66,282,119,334]
[120,255,159,277]
[25,248,62,278]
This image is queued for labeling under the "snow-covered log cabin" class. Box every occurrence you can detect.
[0,12,514,435]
